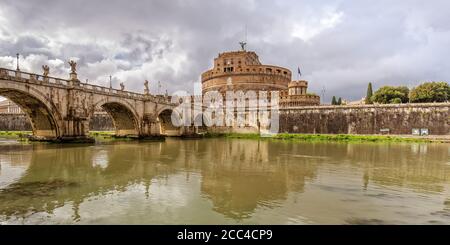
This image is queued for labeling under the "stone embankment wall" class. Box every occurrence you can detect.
[0,114,32,131]
[0,113,115,131]
[279,103,449,135]
[88,113,115,131]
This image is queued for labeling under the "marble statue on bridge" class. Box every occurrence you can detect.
[144,80,149,95]
[68,60,77,73]
[42,65,49,77]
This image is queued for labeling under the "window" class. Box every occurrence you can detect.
[224,67,234,73]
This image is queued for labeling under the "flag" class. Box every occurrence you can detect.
[297,67,302,76]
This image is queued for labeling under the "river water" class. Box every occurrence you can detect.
[0,137,449,224]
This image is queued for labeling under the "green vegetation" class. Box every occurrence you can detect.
[89,131,115,137]
[0,131,440,144]
[0,131,32,140]
[409,81,450,103]
[337,97,342,105]
[271,133,431,143]
[367,81,449,104]
[371,86,409,104]
[365,82,373,104]
[206,133,434,143]
[331,96,337,105]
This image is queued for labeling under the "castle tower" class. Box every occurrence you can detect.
[201,47,320,106]
[288,80,309,96]
[201,49,291,95]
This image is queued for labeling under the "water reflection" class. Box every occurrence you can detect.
[0,139,449,224]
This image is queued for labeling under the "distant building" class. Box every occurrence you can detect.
[0,99,22,114]
[347,98,366,105]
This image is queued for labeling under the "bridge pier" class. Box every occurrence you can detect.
[27,135,95,143]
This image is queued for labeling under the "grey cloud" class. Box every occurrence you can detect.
[0,0,449,101]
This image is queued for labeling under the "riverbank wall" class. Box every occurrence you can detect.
[279,103,449,135]
[0,113,32,131]
[0,113,115,131]
[88,113,115,131]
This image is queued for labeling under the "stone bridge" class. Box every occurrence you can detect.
[0,65,186,142]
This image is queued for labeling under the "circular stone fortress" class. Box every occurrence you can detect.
[201,47,321,106]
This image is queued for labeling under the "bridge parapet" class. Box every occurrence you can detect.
[0,67,176,104]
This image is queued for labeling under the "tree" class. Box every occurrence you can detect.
[371,86,409,104]
[331,96,337,105]
[337,97,342,105]
[365,82,373,104]
[409,81,450,103]
[390,97,402,104]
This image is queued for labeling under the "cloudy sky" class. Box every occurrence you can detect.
[1,0,449,102]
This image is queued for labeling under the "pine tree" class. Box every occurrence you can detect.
[365,82,373,104]
[331,96,337,105]
[337,97,342,105]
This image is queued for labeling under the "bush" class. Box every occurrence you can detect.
[371,86,409,104]
[390,98,402,104]
[409,81,450,103]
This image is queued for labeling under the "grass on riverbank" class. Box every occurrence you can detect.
[0,131,32,139]
[206,133,435,143]
[89,131,115,137]
[0,131,440,143]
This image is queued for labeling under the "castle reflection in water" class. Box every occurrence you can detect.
[0,139,449,224]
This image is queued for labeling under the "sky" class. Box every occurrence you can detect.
[1,0,450,102]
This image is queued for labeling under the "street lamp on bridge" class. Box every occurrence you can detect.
[16,53,20,71]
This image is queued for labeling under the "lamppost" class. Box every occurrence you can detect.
[321,86,326,104]
[16,53,20,71]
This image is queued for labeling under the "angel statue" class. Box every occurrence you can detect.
[144,80,150,95]
[42,65,50,77]
[120,82,125,91]
[68,60,77,73]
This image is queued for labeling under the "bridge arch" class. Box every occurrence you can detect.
[92,97,140,137]
[0,80,63,139]
[156,107,181,136]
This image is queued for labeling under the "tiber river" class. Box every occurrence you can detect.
[0,137,449,224]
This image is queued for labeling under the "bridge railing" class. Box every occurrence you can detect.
[78,82,149,99]
[0,67,174,103]
[0,67,72,86]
